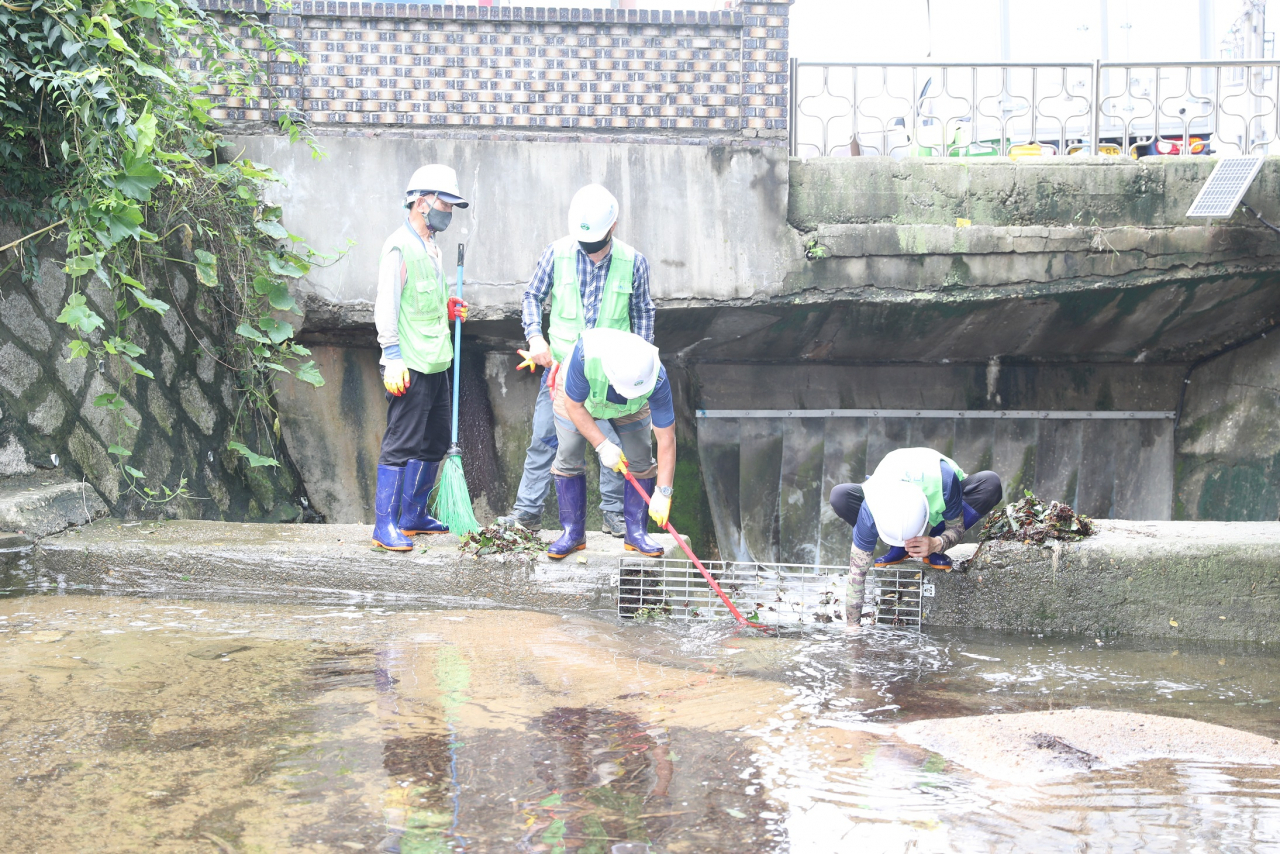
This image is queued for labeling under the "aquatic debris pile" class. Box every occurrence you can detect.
[457,524,544,557]
[979,493,1094,544]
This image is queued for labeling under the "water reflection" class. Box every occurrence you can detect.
[4,596,1280,852]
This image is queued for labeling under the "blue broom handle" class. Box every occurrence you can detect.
[451,244,464,444]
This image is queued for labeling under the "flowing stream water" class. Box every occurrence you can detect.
[3,589,1280,853]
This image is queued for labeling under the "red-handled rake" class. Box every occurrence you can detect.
[618,468,771,631]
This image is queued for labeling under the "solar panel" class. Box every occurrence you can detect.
[1186,155,1265,218]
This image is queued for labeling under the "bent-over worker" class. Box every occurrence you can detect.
[546,328,676,560]
[371,164,471,551]
[829,447,1002,625]
[496,184,656,538]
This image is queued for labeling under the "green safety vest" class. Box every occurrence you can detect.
[547,235,636,364]
[386,224,452,375]
[581,328,651,421]
[873,447,968,527]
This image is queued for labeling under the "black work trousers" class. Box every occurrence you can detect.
[378,367,452,467]
[829,471,1004,529]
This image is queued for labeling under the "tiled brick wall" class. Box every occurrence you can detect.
[192,1,791,145]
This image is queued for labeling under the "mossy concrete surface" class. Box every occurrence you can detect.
[789,156,1280,230]
[30,519,686,611]
[925,521,1280,641]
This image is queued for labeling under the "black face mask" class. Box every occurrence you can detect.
[578,234,612,255]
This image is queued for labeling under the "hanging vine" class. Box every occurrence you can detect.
[1,0,330,503]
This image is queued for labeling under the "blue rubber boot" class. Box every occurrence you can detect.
[623,477,665,557]
[874,545,909,567]
[398,459,449,535]
[373,465,414,551]
[923,553,953,570]
[547,474,587,559]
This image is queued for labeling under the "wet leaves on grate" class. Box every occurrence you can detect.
[979,492,1094,545]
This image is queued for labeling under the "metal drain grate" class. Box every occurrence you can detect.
[869,566,929,628]
[618,558,851,628]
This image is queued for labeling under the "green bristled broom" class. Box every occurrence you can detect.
[430,241,481,536]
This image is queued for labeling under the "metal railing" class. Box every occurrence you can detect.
[789,59,1280,159]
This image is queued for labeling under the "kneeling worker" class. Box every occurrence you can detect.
[829,447,1002,624]
[547,328,675,559]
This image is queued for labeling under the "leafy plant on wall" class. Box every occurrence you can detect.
[0,0,329,505]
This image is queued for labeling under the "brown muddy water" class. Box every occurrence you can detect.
[3,592,1280,853]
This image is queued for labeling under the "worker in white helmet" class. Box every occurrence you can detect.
[496,184,656,537]
[831,448,1003,625]
[545,328,675,559]
[371,164,471,551]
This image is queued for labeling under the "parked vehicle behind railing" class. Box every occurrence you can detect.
[789,60,1280,159]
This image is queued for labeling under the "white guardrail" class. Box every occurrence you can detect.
[789,60,1280,159]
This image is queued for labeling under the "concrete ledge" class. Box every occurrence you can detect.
[811,223,1277,261]
[925,521,1280,641]
[0,477,109,538]
[32,520,684,610]
[30,518,1280,642]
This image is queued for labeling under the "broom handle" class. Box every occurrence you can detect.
[620,469,768,630]
[450,244,464,445]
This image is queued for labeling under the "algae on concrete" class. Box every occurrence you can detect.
[927,521,1280,641]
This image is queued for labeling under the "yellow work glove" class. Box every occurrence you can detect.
[594,439,628,473]
[383,358,410,396]
[519,335,554,370]
[649,491,671,527]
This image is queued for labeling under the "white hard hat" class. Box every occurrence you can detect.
[861,478,929,547]
[591,329,660,399]
[567,184,619,242]
[405,164,469,208]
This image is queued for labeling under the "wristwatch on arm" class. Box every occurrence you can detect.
[656,486,673,498]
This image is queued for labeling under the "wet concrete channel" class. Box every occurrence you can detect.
[4,590,1280,853]
[5,518,1280,851]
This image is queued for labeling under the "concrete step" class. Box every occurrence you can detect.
[33,520,688,611]
[0,476,109,539]
[29,517,1280,642]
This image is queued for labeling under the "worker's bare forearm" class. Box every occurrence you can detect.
[566,399,606,448]
[655,425,675,488]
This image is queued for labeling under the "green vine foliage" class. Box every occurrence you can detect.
[1,0,329,505]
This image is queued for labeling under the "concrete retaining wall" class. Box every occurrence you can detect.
[693,361,1180,564]
[232,134,795,315]
[0,230,309,523]
[927,521,1280,642]
[1177,332,1280,521]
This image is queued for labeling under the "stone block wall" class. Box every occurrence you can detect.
[1176,331,1280,521]
[0,229,310,524]
[191,1,790,143]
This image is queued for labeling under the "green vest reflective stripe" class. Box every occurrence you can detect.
[387,224,452,375]
[873,447,968,527]
[547,236,636,364]
[581,328,650,421]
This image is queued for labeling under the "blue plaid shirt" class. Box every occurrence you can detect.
[520,241,655,344]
